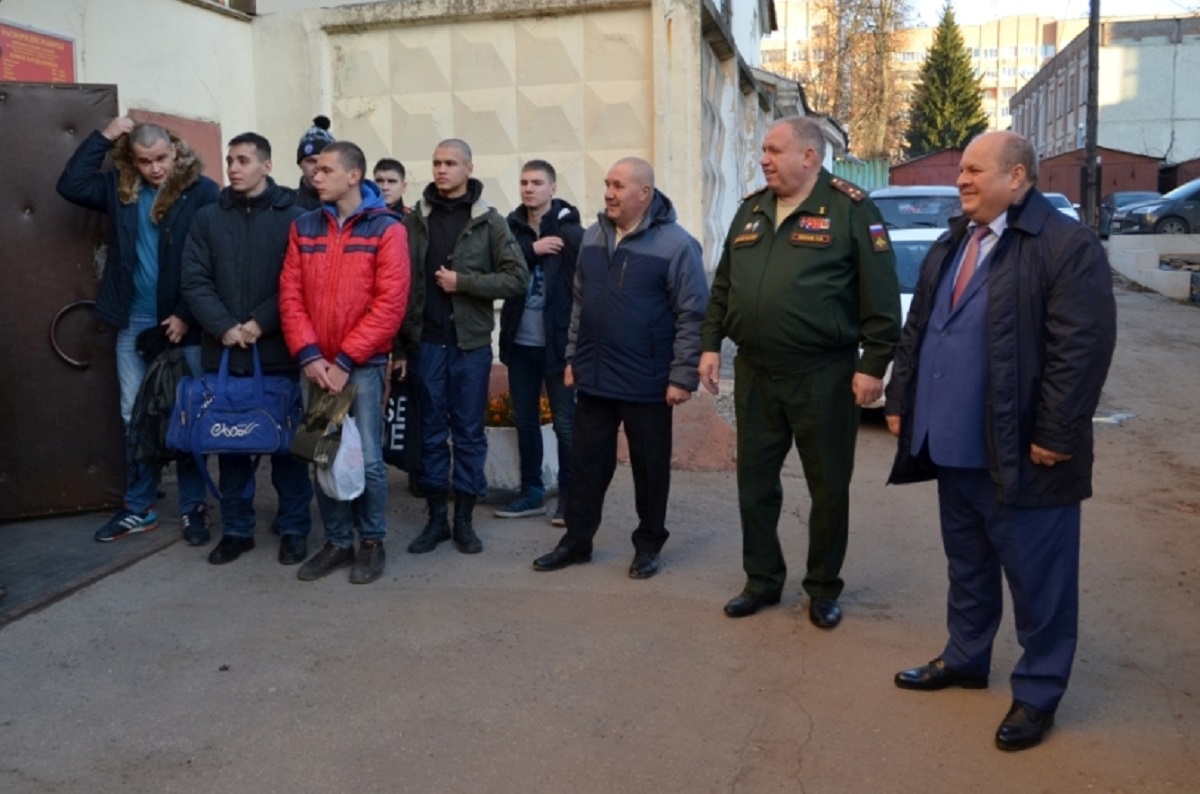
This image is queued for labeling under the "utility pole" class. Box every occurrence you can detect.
[1084,0,1100,230]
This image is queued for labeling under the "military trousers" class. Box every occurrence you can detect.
[733,351,859,599]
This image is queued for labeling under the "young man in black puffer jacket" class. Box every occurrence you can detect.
[495,160,583,525]
[182,132,313,568]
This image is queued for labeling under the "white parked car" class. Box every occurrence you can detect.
[1044,192,1081,221]
[866,227,944,409]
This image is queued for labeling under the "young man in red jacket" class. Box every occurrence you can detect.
[280,141,410,585]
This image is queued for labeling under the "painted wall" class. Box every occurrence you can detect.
[0,0,256,162]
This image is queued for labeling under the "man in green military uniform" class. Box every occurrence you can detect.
[699,115,901,628]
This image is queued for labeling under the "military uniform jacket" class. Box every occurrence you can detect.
[700,168,901,377]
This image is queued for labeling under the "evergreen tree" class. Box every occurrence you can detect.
[905,2,988,157]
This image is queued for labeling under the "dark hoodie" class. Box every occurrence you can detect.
[57,130,219,339]
[500,198,584,374]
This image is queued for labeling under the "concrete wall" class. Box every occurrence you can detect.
[251,0,765,246]
[1108,233,1200,300]
[0,0,255,149]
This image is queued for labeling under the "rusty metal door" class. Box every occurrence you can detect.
[0,83,125,520]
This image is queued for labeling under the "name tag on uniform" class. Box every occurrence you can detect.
[791,232,831,247]
[734,219,764,248]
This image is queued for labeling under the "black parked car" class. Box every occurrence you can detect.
[1110,178,1200,235]
[1099,191,1161,238]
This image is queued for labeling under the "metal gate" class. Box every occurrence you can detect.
[0,82,125,520]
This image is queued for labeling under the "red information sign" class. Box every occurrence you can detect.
[0,22,75,83]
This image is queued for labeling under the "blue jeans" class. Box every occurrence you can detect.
[117,313,207,515]
[507,343,575,494]
[307,366,387,548]
[415,342,491,497]
[217,373,313,538]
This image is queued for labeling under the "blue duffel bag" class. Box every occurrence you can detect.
[167,346,304,495]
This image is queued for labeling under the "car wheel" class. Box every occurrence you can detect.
[1155,217,1190,234]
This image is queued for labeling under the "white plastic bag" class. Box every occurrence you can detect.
[316,416,365,501]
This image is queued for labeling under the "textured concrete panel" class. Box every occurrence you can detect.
[514,17,584,86]
[582,14,651,82]
[389,28,452,93]
[516,85,586,154]
[452,88,518,156]
[333,34,390,99]
[391,94,455,161]
[451,22,517,91]
[585,83,651,149]
[333,95,391,160]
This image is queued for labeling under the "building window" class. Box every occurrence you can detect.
[984,68,997,79]
[983,48,999,59]
[1042,44,1056,58]
[972,47,981,58]
[1000,46,1016,59]
[1001,106,1011,118]
[1021,45,1036,57]
[1001,66,1017,78]
[1020,66,1037,79]
[1002,87,1016,99]
[812,49,825,61]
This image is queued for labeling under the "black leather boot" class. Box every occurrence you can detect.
[453,494,483,554]
[408,492,451,554]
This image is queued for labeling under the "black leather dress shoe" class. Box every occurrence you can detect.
[532,545,591,572]
[208,536,255,565]
[723,590,782,618]
[995,700,1054,751]
[278,534,308,565]
[894,657,989,691]
[808,597,842,629]
[628,551,659,579]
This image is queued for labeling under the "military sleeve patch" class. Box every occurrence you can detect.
[869,223,891,252]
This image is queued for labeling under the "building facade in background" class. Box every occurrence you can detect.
[1011,16,1200,166]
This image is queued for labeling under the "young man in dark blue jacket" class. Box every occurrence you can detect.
[58,118,219,545]
[182,132,314,568]
[495,160,584,525]
[531,157,708,580]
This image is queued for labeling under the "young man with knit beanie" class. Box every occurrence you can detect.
[294,115,335,211]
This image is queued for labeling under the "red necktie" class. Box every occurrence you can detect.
[951,225,991,308]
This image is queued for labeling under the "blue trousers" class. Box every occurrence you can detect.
[415,342,492,497]
[937,467,1081,712]
[506,343,575,494]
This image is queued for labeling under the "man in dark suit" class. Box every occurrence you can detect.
[885,130,1116,751]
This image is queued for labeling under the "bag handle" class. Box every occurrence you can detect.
[214,344,266,399]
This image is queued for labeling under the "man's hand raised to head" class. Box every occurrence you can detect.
[101,117,135,141]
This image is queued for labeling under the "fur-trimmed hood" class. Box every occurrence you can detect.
[112,131,205,223]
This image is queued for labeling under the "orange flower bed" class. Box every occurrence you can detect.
[485,391,552,427]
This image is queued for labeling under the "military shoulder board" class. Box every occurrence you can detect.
[829,177,865,202]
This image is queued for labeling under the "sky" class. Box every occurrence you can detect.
[913,0,1199,27]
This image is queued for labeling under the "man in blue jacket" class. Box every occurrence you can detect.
[531,157,708,579]
[886,131,1116,751]
[182,132,314,568]
[58,117,219,545]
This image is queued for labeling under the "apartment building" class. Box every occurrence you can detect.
[1011,16,1200,162]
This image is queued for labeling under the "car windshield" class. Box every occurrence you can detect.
[891,240,933,292]
[1114,192,1160,207]
[873,195,961,229]
[1162,179,1200,201]
[1045,194,1072,209]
